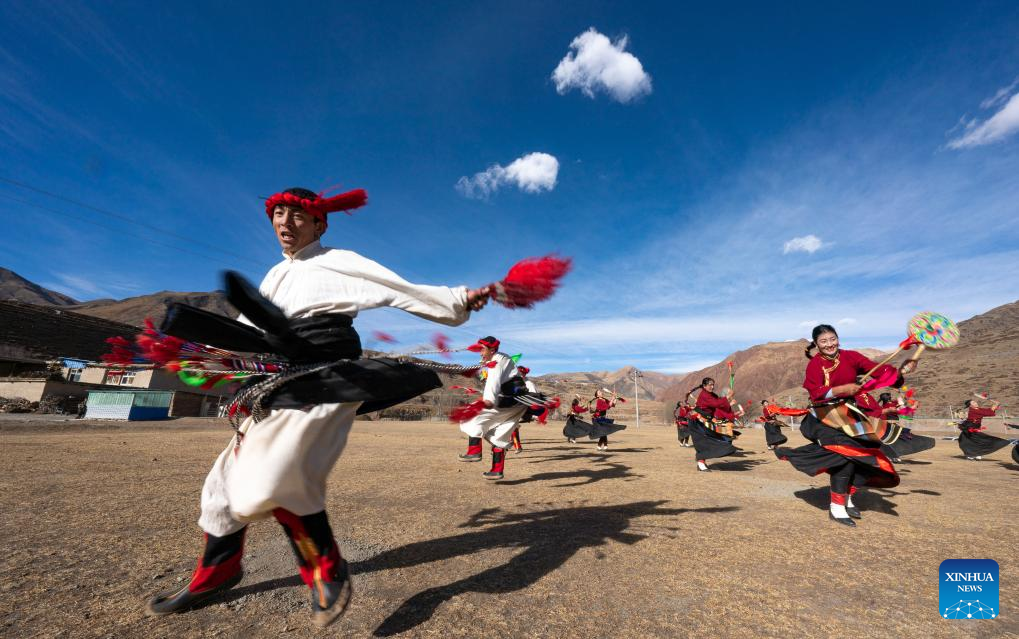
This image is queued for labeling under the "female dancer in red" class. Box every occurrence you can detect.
[775,324,916,527]
[957,398,1012,460]
[687,378,739,471]
[760,400,788,450]
[674,400,693,447]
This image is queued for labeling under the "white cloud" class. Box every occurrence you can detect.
[980,78,1019,109]
[552,28,651,103]
[782,234,825,254]
[837,317,858,326]
[456,152,559,199]
[947,84,1019,149]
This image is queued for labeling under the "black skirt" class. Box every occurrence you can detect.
[957,423,1012,457]
[563,415,593,439]
[775,414,899,488]
[763,420,788,446]
[1013,444,1019,466]
[879,428,936,458]
[688,417,738,460]
[589,417,626,439]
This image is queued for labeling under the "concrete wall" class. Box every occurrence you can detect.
[0,379,98,403]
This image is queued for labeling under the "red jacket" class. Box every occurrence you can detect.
[803,350,898,417]
[965,406,996,428]
[592,398,614,418]
[696,390,735,420]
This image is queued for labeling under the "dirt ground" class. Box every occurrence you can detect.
[1,417,1016,638]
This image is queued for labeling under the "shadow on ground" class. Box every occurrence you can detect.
[709,458,768,472]
[496,461,643,486]
[349,500,740,636]
[793,486,903,516]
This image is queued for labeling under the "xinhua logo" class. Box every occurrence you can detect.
[939,559,999,619]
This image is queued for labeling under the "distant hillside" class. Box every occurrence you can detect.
[67,291,236,327]
[0,301,139,361]
[659,341,886,416]
[0,268,79,306]
[537,366,681,401]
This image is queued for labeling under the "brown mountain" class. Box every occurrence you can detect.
[66,291,236,327]
[0,268,79,306]
[660,301,1019,417]
[537,366,681,401]
[659,342,887,415]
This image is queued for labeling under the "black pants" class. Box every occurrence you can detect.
[829,463,869,493]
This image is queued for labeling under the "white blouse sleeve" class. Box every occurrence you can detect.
[331,251,471,325]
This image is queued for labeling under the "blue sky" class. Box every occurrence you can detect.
[2,1,1018,375]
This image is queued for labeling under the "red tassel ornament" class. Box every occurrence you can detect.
[449,399,486,423]
[486,255,571,309]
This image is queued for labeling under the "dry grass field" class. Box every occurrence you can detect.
[1,418,1017,638]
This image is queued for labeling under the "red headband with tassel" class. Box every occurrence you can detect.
[264,188,368,229]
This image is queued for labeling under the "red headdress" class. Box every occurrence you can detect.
[264,187,368,229]
[466,336,500,353]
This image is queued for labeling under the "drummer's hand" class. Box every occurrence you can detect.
[835,383,862,396]
[483,400,494,409]
[466,288,490,311]
[899,360,917,374]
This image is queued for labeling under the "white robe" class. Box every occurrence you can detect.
[459,352,527,449]
[199,241,470,536]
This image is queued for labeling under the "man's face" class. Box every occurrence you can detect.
[273,205,323,255]
[480,345,496,362]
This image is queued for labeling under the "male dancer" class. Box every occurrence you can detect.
[457,336,528,478]
[146,187,491,627]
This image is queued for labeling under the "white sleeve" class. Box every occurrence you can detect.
[525,380,537,393]
[336,252,470,325]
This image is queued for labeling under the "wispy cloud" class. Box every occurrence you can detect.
[552,28,652,103]
[40,272,144,301]
[947,80,1019,149]
[782,234,825,254]
[456,152,559,199]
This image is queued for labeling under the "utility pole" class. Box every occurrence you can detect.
[631,368,643,430]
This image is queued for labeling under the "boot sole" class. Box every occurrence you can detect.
[312,577,353,628]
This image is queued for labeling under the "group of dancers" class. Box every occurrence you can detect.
[669,324,1015,528]
[122,183,1013,629]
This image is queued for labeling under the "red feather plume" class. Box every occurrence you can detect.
[449,399,486,423]
[488,255,571,309]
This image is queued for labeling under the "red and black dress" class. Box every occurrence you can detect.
[957,406,1011,458]
[775,350,901,494]
[563,399,592,440]
[675,404,692,446]
[878,400,935,460]
[761,404,788,448]
[589,397,626,445]
[688,390,739,463]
